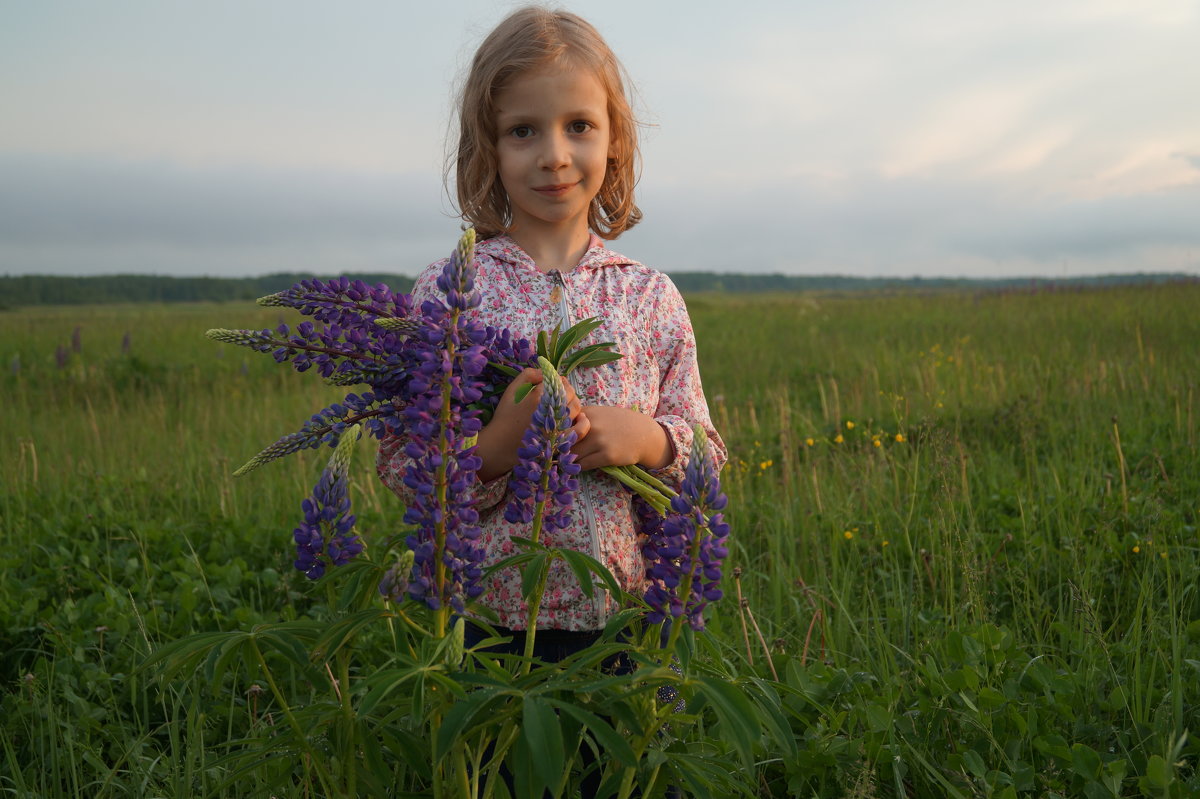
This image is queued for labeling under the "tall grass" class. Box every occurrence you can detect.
[2,284,1198,796]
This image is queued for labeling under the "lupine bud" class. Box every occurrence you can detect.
[447,616,465,665]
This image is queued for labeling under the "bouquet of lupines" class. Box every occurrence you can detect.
[206,228,727,633]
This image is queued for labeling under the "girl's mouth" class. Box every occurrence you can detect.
[534,183,576,196]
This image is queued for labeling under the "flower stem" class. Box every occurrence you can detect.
[249,638,336,794]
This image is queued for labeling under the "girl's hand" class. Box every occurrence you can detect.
[570,405,672,471]
[475,367,585,482]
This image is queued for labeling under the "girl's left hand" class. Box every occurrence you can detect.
[571,405,673,471]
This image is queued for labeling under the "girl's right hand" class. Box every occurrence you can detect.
[474,368,587,482]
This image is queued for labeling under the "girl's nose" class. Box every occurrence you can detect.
[538,132,570,170]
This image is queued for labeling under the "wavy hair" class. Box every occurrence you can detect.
[453,7,642,240]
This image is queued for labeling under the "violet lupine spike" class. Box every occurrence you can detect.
[234,392,401,476]
[503,356,581,531]
[642,427,730,631]
[258,277,414,330]
[389,229,490,614]
[293,424,364,580]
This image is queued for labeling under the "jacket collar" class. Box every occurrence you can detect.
[475,233,640,273]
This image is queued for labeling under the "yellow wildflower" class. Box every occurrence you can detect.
[843,530,853,540]
[895,433,905,443]
[845,421,855,430]
[834,434,844,444]
[805,437,815,447]
[1132,545,1141,554]
[881,540,890,547]
[759,460,773,470]
[872,438,882,448]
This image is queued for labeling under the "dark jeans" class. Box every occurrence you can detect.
[462,623,679,798]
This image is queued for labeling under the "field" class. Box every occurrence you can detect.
[2,284,1198,797]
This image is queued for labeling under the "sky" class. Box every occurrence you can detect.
[2,0,1199,279]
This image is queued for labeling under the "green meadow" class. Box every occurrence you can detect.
[2,283,1198,797]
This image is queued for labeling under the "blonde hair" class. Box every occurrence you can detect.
[454,6,642,240]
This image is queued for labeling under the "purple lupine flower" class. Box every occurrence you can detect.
[504,357,581,532]
[293,425,363,579]
[642,428,729,631]
[390,229,491,613]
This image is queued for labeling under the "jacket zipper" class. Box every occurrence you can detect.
[550,269,608,625]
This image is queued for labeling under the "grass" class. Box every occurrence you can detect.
[1,283,1198,797]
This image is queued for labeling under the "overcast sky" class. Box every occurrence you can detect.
[3,1,1199,278]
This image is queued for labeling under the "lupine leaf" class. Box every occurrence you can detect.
[434,689,502,761]
[523,696,565,790]
[551,317,604,363]
[546,698,637,767]
[695,676,760,770]
[558,548,622,600]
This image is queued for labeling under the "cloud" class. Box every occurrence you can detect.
[0,155,457,275]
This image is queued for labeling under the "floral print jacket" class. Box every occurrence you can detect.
[376,233,727,631]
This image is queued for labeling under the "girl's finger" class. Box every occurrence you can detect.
[571,410,591,442]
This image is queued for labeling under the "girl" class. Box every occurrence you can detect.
[378,3,725,672]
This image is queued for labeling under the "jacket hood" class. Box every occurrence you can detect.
[475,233,641,273]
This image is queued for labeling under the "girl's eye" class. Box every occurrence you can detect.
[510,125,534,139]
[568,121,592,134]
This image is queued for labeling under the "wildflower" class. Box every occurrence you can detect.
[503,357,581,533]
[643,427,729,631]
[845,421,855,430]
[293,426,363,579]
[1132,545,1140,554]
[805,438,814,447]
[872,438,882,448]
[843,530,853,540]
[895,433,905,443]
[834,434,844,444]
[396,234,490,613]
[758,459,773,471]
[882,540,890,547]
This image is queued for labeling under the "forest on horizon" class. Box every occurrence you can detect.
[1,270,1197,308]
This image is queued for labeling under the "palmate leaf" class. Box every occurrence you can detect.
[548,317,603,364]
[514,317,622,403]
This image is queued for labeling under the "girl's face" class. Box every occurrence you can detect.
[493,63,612,252]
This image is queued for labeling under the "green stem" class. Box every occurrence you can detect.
[481,721,521,799]
[338,649,356,796]
[601,466,670,514]
[432,307,461,641]
[249,639,336,794]
[521,492,549,671]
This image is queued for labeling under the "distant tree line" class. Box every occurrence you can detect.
[1,270,1196,309]
[0,273,415,308]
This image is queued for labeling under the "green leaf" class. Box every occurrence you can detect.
[550,317,603,364]
[961,749,987,779]
[748,678,799,760]
[1142,754,1172,789]
[521,552,550,600]
[547,698,636,767]
[696,676,760,770]
[523,696,565,789]
[434,690,501,761]
[359,665,422,717]
[556,548,622,600]
[561,346,622,375]
[1072,743,1102,781]
[311,609,390,661]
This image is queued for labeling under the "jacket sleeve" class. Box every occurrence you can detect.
[643,274,728,487]
[375,261,509,512]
